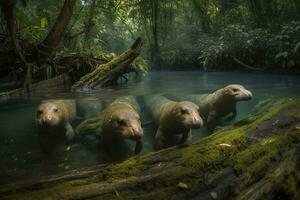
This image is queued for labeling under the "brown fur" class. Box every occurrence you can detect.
[145,95,203,150]
[36,100,76,154]
[101,96,143,155]
[187,84,253,132]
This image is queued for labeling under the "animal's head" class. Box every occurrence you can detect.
[218,84,253,102]
[109,109,143,140]
[36,102,64,127]
[172,101,203,129]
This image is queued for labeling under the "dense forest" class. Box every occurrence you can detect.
[1,1,300,199]
[1,0,300,94]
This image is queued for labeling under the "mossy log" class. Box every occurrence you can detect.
[0,38,143,98]
[71,38,143,90]
[1,98,300,200]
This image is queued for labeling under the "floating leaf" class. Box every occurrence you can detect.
[177,182,189,189]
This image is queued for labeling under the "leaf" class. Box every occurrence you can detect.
[133,57,149,76]
[288,60,295,68]
[177,182,189,189]
[275,52,288,60]
[293,41,300,54]
[40,17,48,29]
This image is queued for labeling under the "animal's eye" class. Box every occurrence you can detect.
[118,119,126,125]
[181,108,189,114]
[53,108,58,112]
[233,88,239,92]
[37,110,43,115]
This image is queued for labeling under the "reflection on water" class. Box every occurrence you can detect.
[0,71,299,184]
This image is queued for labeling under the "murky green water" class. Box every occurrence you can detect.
[0,71,299,184]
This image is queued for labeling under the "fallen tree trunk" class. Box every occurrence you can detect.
[71,37,143,90]
[0,38,143,98]
[1,98,300,200]
[0,73,72,100]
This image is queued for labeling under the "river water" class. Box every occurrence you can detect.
[0,71,299,184]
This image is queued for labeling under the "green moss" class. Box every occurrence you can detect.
[237,145,300,200]
[3,182,75,200]
[72,46,139,90]
[2,99,300,200]
[234,130,300,186]
[97,156,147,182]
[75,115,103,136]
[175,127,246,174]
[253,99,294,123]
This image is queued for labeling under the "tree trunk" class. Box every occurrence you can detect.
[71,38,143,90]
[294,0,300,19]
[38,0,77,57]
[151,0,161,68]
[84,0,97,46]
[247,0,264,27]
[0,0,26,64]
[192,0,211,33]
[0,0,33,94]
[0,38,143,98]
[1,98,299,200]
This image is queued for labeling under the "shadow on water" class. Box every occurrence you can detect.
[0,71,300,184]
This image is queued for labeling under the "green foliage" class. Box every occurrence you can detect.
[133,57,149,77]
[14,0,64,41]
[75,115,103,136]
[198,22,300,70]
[2,0,300,71]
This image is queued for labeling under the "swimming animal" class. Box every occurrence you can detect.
[144,95,203,150]
[36,99,76,154]
[183,84,253,132]
[101,96,143,155]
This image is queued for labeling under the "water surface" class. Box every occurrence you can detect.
[0,71,299,184]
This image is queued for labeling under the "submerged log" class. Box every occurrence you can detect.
[0,73,72,100]
[1,98,300,200]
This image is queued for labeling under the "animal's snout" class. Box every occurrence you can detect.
[192,112,203,129]
[135,126,144,137]
[42,114,53,123]
[130,123,144,138]
[46,115,53,121]
[39,114,60,126]
[245,90,253,99]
